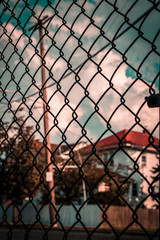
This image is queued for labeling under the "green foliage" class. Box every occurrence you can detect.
[0,115,45,205]
[85,168,129,206]
[89,191,125,206]
[39,168,82,205]
[39,150,130,206]
[151,164,160,208]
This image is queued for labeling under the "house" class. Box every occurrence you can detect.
[80,129,159,209]
[34,130,158,207]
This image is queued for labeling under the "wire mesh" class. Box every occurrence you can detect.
[0,0,160,239]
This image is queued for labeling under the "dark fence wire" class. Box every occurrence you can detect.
[0,0,160,239]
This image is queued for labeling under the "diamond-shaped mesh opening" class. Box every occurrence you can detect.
[0,0,160,239]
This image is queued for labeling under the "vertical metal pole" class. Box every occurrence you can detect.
[39,25,56,225]
[77,150,87,204]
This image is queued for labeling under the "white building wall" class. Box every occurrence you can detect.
[103,146,159,208]
[138,150,159,208]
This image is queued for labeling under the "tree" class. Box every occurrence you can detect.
[85,167,129,206]
[151,163,160,208]
[38,162,83,205]
[38,149,131,206]
[78,150,130,206]
[0,115,45,223]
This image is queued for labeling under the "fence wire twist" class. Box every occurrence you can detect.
[0,0,160,240]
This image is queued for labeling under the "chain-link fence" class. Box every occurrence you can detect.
[0,0,160,239]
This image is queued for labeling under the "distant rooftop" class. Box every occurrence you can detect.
[82,129,159,151]
[37,129,159,154]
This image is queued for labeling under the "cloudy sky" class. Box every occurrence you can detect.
[0,0,159,145]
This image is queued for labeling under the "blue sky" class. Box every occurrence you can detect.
[0,0,159,144]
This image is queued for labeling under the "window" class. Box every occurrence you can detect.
[104,153,109,159]
[142,155,146,168]
[151,186,155,192]
[110,151,114,158]
[110,159,114,166]
[132,183,138,197]
[151,186,155,199]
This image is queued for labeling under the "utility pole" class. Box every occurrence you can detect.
[29,16,56,226]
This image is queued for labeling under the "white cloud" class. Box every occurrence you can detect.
[0,23,26,50]
[0,23,40,70]
[75,50,159,137]
[29,86,85,143]
[27,47,158,141]
[33,2,104,39]
[1,0,158,143]
[71,15,103,37]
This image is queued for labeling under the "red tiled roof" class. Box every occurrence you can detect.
[83,129,159,151]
